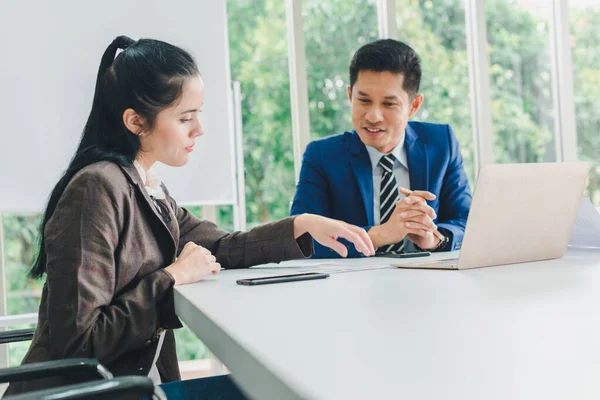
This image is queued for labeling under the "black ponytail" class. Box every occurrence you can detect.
[29,35,199,279]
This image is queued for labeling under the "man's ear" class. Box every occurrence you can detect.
[408,94,424,117]
[122,108,146,135]
[347,85,353,103]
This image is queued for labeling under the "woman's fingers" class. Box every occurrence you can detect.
[210,262,221,275]
[319,235,349,258]
[303,215,375,257]
[336,226,374,256]
[344,223,375,255]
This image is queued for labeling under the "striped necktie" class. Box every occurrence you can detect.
[377,154,404,254]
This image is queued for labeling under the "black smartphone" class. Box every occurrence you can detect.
[373,251,431,258]
[236,272,330,286]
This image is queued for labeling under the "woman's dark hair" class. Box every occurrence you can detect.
[29,35,199,278]
[349,39,421,97]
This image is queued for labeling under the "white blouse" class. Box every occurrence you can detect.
[133,160,166,200]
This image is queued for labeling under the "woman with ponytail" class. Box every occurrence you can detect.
[5,36,374,397]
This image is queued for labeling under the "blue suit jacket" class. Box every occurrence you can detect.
[290,121,472,258]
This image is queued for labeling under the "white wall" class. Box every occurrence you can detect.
[0,0,236,213]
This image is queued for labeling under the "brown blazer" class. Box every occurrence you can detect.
[6,161,312,395]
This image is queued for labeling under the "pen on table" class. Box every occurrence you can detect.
[401,188,445,242]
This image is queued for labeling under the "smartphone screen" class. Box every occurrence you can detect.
[236,272,329,286]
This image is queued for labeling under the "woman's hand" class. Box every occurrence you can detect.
[165,242,221,286]
[294,214,375,257]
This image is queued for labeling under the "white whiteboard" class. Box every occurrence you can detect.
[0,0,236,213]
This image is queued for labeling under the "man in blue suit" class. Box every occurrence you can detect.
[291,39,472,258]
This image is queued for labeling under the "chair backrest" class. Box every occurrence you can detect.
[0,329,165,399]
[0,358,113,384]
[0,328,35,345]
[3,376,166,400]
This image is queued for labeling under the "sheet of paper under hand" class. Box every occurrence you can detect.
[569,197,600,248]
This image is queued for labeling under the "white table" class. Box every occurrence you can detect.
[174,248,600,400]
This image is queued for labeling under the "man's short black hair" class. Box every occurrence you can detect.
[349,39,421,96]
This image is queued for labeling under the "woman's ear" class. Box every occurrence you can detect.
[122,108,147,135]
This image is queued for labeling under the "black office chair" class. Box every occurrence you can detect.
[0,329,166,399]
[0,358,166,400]
[4,375,164,400]
[0,328,36,345]
[0,357,113,384]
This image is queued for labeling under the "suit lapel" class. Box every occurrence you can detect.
[119,163,178,254]
[348,131,375,226]
[405,124,429,191]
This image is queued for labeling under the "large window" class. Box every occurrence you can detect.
[303,0,379,140]
[3,214,41,366]
[486,0,557,164]
[228,0,296,226]
[396,0,475,185]
[570,0,600,207]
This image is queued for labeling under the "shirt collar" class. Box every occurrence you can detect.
[133,160,165,199]
[365,133,408,172]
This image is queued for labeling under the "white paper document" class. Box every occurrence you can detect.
[251,261,395,275]
[248,251,459,276]
[569,197,600,248]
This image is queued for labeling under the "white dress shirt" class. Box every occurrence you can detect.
[133,160,166,200]
[365,136,410,226]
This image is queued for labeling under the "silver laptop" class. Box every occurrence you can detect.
[394,162,590,270]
